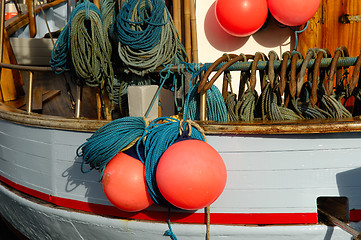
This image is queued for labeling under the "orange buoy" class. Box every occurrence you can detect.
[215,0,268,37]
[156,139,227,210]
[268,0,321,26]
[102,152,153,212]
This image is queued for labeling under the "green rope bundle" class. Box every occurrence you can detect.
[70,1,114,88]
[113,0,187,76]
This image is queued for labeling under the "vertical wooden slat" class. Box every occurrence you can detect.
[172,0,182,40]
[28,0,37,38]
[190,0,198,63]
[184,0,191,62]
[0,0,5,101]
[32,86,43,112]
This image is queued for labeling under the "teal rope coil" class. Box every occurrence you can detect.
[100,0,116,57]
[70,1,114,88]
[50,23,70,74]
[77,116,147,176]
[51,0,114,89]
[78,62,210,240]
[181,62,227,122]
[186,82,228,122]
[113,0,187,76]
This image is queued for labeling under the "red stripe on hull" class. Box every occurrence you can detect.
[2,174,356,225]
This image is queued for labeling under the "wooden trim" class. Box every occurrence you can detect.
[200,117,361,135]
[2,102,361,134]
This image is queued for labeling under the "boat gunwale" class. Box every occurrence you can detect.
[2,102,361,134]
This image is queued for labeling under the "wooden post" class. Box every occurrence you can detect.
[172,0,182,40]
[0,0,5,101]
[28,0,37,38]
[184,0,191,62]
[199,91,207,121]
[26,71,34,113]
[190,0,198,63]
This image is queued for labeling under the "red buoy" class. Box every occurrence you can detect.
[215,0,268,37]
[268,0,321,26]
[102,152,153,212]
[156,140,227,210]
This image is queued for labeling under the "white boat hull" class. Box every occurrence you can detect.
[2,109,361,239]
[0,181,358,240]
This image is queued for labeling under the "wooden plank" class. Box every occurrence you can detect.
[42,89,60,102]
[27,0,37,38]
[298,0,361,57]
[297,1,323,56]
[322,0,361,57]
[32,86,43,112]
[4,96,25,109]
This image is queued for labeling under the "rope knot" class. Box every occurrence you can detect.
[179,119,206,141]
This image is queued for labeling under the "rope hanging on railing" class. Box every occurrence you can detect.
[112,0,187,76]
[196,47,361,121]
[51,0,114,88]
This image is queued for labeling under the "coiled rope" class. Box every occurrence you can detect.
[51,0,114,88]
[78,62,210,240]
[113,0,187,76]
[183,62,228,122]
[260,51,303,121]
[77,116,148,175]
[69,1,114,88]
[317,47,352,119]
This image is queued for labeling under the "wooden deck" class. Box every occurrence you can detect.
[10,70,99,119]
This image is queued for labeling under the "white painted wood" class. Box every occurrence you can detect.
[3,118,361,215]
[207,134,361,152]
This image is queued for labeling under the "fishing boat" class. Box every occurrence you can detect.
[1,0,361,239]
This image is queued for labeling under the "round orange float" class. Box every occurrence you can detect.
[267,0,321,26]
[215,0,268,37]
[156,139,227,210]
[102,152,153,212]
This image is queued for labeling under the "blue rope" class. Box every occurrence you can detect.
[182,63,206,120]
[113,0,169,51]
[112,0,187,75]
[77,116,147,177]
[293,21,309,51]
[185,82,228,122]
[136,117,205,206]
[50,23,70,73]
[50,1,102,73]
[144,64,174,118]
[164,208,178,240]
